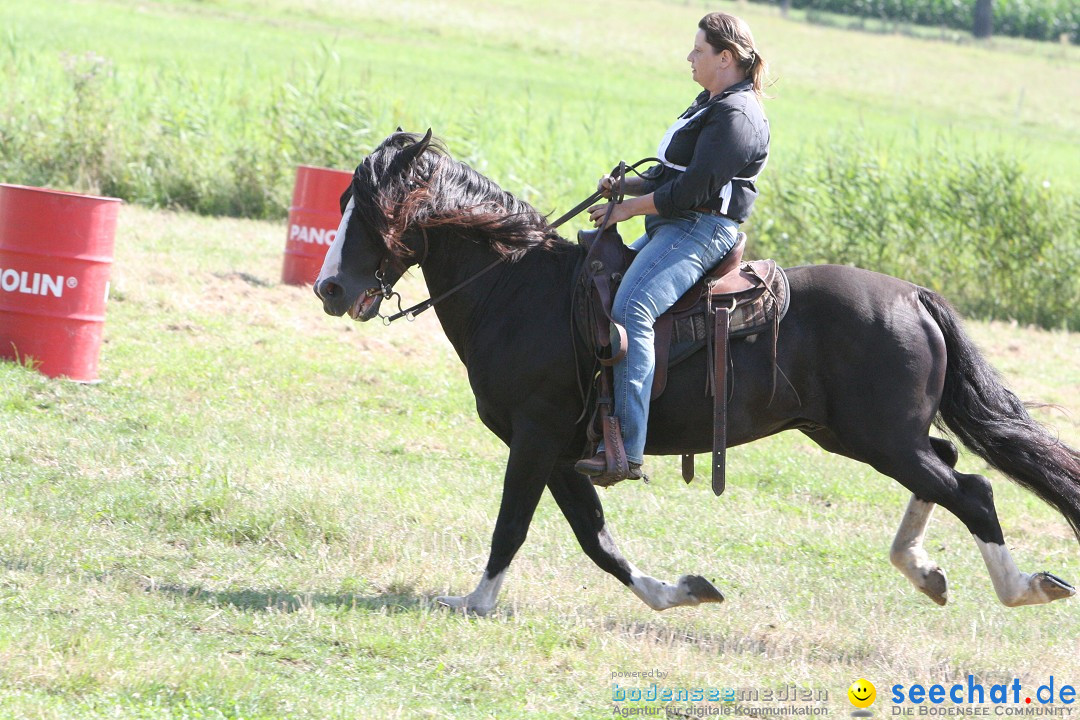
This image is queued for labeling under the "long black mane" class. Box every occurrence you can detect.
[350,132,573,266]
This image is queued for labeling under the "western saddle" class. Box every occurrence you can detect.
[575,224,789,495]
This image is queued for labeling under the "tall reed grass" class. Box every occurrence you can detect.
[1,20,1075,328]
[0,45,376,218]
[750,137,1080,329]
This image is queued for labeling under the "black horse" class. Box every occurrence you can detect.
[314,130,1080,615]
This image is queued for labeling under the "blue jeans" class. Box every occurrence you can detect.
[601,211,739,465]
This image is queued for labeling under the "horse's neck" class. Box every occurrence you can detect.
[419,231,580,365]
[419,232,506,361]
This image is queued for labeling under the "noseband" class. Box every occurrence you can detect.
[364,227,431,324]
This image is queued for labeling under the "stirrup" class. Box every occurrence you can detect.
[592,463,645,487]
[585,459,645,487]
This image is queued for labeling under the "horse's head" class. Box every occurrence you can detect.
[316,128,570,320]
[314,129,439,320]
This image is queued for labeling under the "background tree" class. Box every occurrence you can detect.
[974,0,994,38]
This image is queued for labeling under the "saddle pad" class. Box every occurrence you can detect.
[570,255,790,387]
[667,264,790,368]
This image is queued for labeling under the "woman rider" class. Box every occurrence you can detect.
[575,12,771,484]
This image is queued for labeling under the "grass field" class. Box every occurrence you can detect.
[3,0,1079,212]
[2,0,1080,717]
[1,204,1078,719]
[4,0,1077,327]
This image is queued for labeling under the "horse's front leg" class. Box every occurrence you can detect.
[547,465,725,611]
[435,424,555,616]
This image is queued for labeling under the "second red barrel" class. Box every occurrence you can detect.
[281,165,353,286]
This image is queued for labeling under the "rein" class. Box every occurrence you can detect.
[380,255,503,323]
[374,157,662,325]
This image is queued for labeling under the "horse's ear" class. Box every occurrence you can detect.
[412,128,433,154]
[391,128,433,173]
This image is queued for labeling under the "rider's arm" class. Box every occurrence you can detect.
[587,192,658,226]
[622,176,650,197]
[616,193,658,217]
[598,175,650,198]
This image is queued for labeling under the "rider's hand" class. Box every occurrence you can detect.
[588,201,632,227]
[596,175,615,199]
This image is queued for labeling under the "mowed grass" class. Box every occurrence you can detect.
[1,204,1079,719]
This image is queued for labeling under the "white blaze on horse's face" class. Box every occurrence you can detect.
[317,196,355,288]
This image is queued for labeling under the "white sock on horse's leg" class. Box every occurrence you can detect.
[974,537,1075,607]
[890,495,949,605]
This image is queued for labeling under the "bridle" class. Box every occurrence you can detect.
[364,227,441,324]
[362,223,509,324]
[362,157,662,325]
[374,246,504,324]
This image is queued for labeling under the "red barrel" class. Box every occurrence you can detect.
[281,165,353,286]
[0,184,120,382]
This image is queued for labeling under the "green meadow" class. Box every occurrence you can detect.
[2,0,1077,326]
[1,0,1079,718]
[4,0,1079,200]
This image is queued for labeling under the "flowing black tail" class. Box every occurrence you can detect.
[918,288,1080,545]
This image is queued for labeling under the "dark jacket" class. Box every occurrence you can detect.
[642,79,769,223]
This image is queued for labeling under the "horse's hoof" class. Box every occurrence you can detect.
[434,594,466,610]
[434,595,494,616]
[918,566,949,606]
[678,575,725,604]
[1033,572,1076,603]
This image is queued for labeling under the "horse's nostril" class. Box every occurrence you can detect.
[318,280,342,300]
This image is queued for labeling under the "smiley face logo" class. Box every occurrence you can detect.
[848,678,876,709]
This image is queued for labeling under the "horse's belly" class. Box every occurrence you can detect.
[644,333,795,455]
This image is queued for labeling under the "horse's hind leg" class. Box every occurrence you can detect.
[890,495,949,605]
[882,445,1075,607]
[547,465,724,611]
[804,430,954,604]
[888,437,957,605]
[930,436,959,468]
